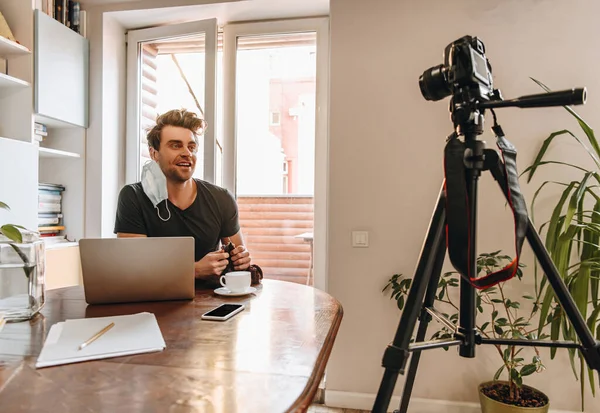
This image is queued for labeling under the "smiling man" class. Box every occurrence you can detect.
[114,109,251,281]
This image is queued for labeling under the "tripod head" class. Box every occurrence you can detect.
[419,35,587,138]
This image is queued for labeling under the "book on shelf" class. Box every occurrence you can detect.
[38,213,63,226]
[38,183,67,241]
[39,192,62,203]
[39,182,65,192]
[38,202,61,213]
[38,225,65,232]
[37,1,84,36]
[34,123,48,142]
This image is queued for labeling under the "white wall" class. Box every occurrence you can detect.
[327,0,600,411]
[101,15,127,237]
[85,8,127,238]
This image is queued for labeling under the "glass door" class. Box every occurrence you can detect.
[126,19,217,184]
[223,19,329,290]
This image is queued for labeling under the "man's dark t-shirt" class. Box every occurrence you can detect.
[114,179,240,261]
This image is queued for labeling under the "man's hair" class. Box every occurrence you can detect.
[147,109,207,151]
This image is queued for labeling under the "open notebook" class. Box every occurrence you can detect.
[36,312,166,369]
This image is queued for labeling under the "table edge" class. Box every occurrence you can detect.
[285,301,344,413]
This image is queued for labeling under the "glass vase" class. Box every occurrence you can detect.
[0,234,46,322]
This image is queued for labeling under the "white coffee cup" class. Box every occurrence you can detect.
[220,271,251,293]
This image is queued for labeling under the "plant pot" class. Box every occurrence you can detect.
[479,381,549,413]
[0,234,46,322]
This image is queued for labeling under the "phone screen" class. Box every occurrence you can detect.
[203,304,243,318]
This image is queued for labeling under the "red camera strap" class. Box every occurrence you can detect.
[443,127,528,289]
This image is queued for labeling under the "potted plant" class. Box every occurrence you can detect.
[383,251,550,412]
[0,201,46,322]
[524,78,600,410]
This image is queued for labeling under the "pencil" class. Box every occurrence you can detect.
[78,322,115,351]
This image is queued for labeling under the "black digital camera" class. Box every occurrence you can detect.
[419,35,493,102]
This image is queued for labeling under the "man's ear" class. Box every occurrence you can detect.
[149,147,158,161]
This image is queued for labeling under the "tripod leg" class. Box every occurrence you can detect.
[526,222,599,356]
[487,155,600,370]
[396,230,447,413]
[372,184,447,413]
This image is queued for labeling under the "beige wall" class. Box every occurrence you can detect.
[327,0,600,411]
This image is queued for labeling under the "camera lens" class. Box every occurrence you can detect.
[419,65,451,101]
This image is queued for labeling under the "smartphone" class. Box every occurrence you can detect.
[201,303,245,321]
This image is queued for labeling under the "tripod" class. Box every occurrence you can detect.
[372,89,600,413]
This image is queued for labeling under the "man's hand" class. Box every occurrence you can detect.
[230,245,251,271]
[195,251,229,279]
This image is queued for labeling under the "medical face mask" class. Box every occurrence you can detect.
[141,160,171,221]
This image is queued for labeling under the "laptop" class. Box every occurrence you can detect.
[79,237,195,305]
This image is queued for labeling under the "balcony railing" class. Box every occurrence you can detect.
[238,196,314,285]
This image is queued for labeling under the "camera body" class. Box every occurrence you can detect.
[419,35,493,103]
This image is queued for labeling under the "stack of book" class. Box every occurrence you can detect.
[38,1,86,37]
[34,122,47,144]
[38,183,66,244]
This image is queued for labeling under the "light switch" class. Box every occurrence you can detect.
[352,231,369,248]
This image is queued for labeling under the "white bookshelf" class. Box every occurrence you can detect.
[38,147,81,159]
[0,1,89,244]
[0,35,30,57]
[35,113,81,129]
[0,71,30,88]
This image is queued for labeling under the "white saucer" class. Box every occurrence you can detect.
[214,286,257,297]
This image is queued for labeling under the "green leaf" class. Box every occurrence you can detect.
[591,202,600,306]
[567,347,578,379]
[538,287,555,336]
[397,295,405,310]
[494,365,505,381]
[565,172,594,227]
[0,201,9,211]
[515,375,523,388]
[494,325,504,336]
[522,295,534,300]
[510,368,519,381]
[546,182,577,252]
[550,309,560,359]
[0,224,22,243]
[480,322,490,331]
[574,263,591,319]
[520,364,537,377]
[586,305,600,338]
[503,348,511,362]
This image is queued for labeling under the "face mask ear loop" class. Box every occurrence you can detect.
[157,200,171,222]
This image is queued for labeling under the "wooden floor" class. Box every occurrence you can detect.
[308,405,368,413]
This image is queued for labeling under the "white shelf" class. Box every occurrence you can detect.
[45,241,78,250]
[0,72,30,89]
[39,147,81,159]
[0,36,31,57]
[34,113,80,129]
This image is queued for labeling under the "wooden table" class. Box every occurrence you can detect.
[0,280,343,413]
